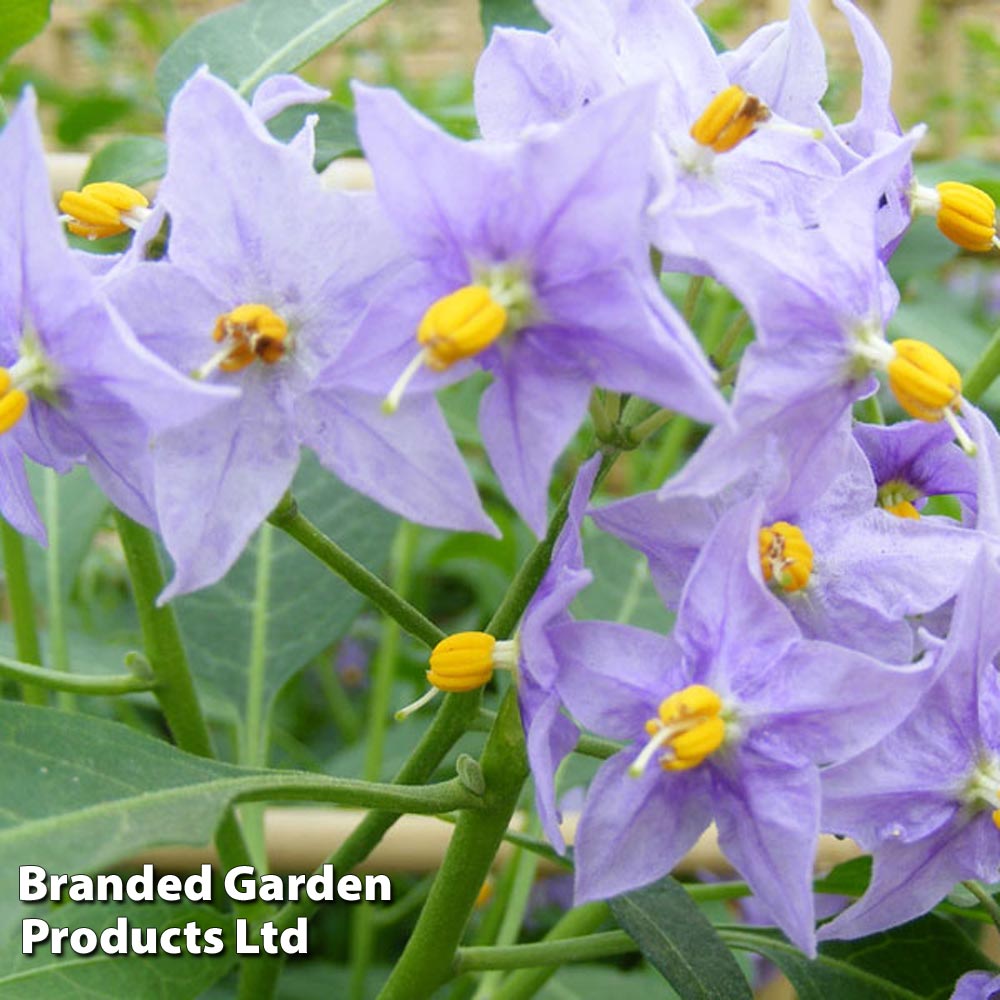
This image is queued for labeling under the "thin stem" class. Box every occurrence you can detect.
[377,688,530,999]
[489,903,611,1000]
[268,494,444,649]
[644,415,692,489]
[454,930,636,974]
[588,392,613,440]
[627,407,674,446]
[683,276,705,323]
[854,393,885,425]
[0,518,45,704]
[712,311,749,368]
[0,654,155,696]
[317,657,362,743]
[244,524,273,767]
[43,470,72,711]
[962,880,1000,934]
[113,510,215,759]
[963,324,1000,403]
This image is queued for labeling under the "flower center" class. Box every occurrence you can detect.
[0,331,61,435]
[58,182,151,240]
[964,757,1000,831]
[877,479,922,519]
[630,684,726,775]
[758,521,813,592]
[195,304,289,380]
[690,85,772,154]
[911,180,999,253]
[396,631,519,720]
[382,265,534,414]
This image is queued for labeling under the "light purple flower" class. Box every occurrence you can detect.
[0,89,232,539]
[344,82,725,534]
[819,548,1000,941]
[950,971,1000,1000]
[552,499,936,955]
[106,71,494,599]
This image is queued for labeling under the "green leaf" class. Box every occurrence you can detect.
[55,93,134,146]
[479,0,547,36]
[539,963,679,999]
[266,101,359,170]
[813,855,872,898]
[0,0,51,65]
[172,454,396,724]
[0,902,234,999]
[82,136,168,187]
[611,877,753,1000]
[723,914,998,1000]
[155,0,394,108]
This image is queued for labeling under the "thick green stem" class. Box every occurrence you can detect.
[489,903,611,999]
[964,324,1000,403]
[377,688,530,1000]
[0,653,155,695]
[454,930,636,974]
[0,518,45,704]
[269,495,443,649]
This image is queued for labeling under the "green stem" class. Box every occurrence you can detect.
[588,392,613,440]
[436,809,572,872]
[487,450,618,639]
[377,688,530,1000]
[0,518,45,704]
[962,880,1000,934]
[683,276,705,323]
[454,930,636,974]
[0,654,155,696]
[711,311,749,368]
[317,658,362,743]
[268,494,443,649]
[963,324,1000,403]
[244,524,274,767]
[43,470,72,712]
[854,393,885,425]
[489,903,611,1000]
[626,407,674,446]
[644,415,692,489]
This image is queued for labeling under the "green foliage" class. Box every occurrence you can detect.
[266,101,359,170]
[82,136,168,187]
[155,0,395,108]
[479,0,548,37]
[611,877,753,999]
[0,0,51,65]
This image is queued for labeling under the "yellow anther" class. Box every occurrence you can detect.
[632,684,726,776]
[418,286,507,371]
[887,339,961,423]
[0,387,28,435]
[426,631,498,694]
[758,521,813,592]
[935,182,998,253]
[883,499,920,520]
[58,181,150,240]
[690,85,771,154]
[993,808,1000,831]
[207,304,289,375]
[474,879,494,909]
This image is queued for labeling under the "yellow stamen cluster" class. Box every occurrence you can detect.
[887,339,961,423]
[690,85,771,154]
[0,369,28,435]
[58,182,149,240]
[632,684,726,775]
[418,286,507,371]
[877,480,922,520]
[882,500,920,520]
[993,809,1000,831]
[211,304,289,373]
[935,182,998,253]
[426,631,498,693]
[758,521,813,592]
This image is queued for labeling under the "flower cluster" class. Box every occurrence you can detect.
[5,0,1000,978]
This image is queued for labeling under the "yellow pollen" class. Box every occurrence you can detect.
[58,182,149,240]
[633,684,725,775]
[474,878,494,909]
[887,339,961,423]
[426,631,497,693]
[0,380,28,435]
[418,285,508,371]
[935,182,998,253]
[993,808,1000,831]
[883,499,920,519]
[758,521,813,592]
[210,304,289,373]
[690,85,771,154]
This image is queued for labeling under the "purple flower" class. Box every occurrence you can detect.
[344,82,725,534]
[819,548,1000,941]
[551,499,935,955]
[106,71,494,599]
[0,90,231,539]
[950,972,1000,1000]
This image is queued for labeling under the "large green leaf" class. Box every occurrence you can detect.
[723,915,998,1000]
[0,0,51,64]
[82,136,169,187]
[611,878,753,1000]
[0,902,234,999]
[173,453,396,721]
[0,702,392,937]
[266,101,358,170]
[155,0,394,108]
